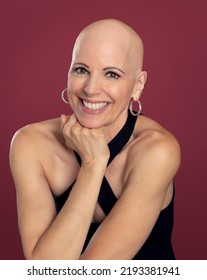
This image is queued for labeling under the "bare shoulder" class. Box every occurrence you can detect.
[10,118,63,154]
[130,115,181,175]
[9,117,69,179]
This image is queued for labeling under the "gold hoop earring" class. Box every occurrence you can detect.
[129,99,142,116]
[61,88,70,104]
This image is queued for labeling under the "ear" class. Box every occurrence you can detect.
[132,70,147,100]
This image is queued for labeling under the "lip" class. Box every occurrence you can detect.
[79,98,110,114]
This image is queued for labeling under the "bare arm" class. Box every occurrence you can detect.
[80,131,181,259]
[10,117,180,260]
[10,115,110,259]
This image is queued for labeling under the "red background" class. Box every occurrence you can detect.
[1,0,207,259]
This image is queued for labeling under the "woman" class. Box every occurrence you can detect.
[10,19,181,260]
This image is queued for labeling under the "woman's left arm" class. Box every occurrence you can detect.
[80,132,181,259]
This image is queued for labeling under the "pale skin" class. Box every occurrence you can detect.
[10,19,181,260]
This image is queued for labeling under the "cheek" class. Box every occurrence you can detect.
[67,78,75,93]
[66,81,77,109]
[67,77,86,95]
[112,84,134,103]
[67,81,79,102]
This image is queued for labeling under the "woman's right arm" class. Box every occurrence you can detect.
[9,120,109,260]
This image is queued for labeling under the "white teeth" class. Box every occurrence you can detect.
[83,100,108,110]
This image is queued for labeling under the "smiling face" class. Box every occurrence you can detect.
[67,19,146,137]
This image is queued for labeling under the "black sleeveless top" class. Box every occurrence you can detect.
[54,111,175,260]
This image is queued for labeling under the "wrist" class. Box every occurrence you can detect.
[81,158,108,172]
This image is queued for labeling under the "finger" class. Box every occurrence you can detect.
[60,114,69,130]
[62,114,80,134]
[68,114,78,125]
[95,125,107,139]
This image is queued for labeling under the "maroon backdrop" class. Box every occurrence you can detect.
[1,0,207,259]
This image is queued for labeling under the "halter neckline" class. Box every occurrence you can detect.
[74,110,137,215]
[74,110,137,167]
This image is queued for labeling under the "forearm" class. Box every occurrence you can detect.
[31,162,106,260]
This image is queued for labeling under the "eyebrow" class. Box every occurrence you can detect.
[73,63,125,74]
[73,63,89,68]
[103,67,125,74]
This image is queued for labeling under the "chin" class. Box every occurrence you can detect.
[78,119,102,129]
[74,110,106,128]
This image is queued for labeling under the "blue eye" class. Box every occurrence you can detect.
[74,67,88,74]
[106,71,120,79]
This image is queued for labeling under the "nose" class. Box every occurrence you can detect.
[83,74,102,96]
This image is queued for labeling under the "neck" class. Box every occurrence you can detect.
[104,110,129,144]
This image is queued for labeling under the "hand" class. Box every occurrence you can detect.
[60,114,110,165]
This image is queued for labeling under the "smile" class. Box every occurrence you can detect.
[82,100,108,110]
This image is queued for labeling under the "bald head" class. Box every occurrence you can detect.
[71,19,144,72]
